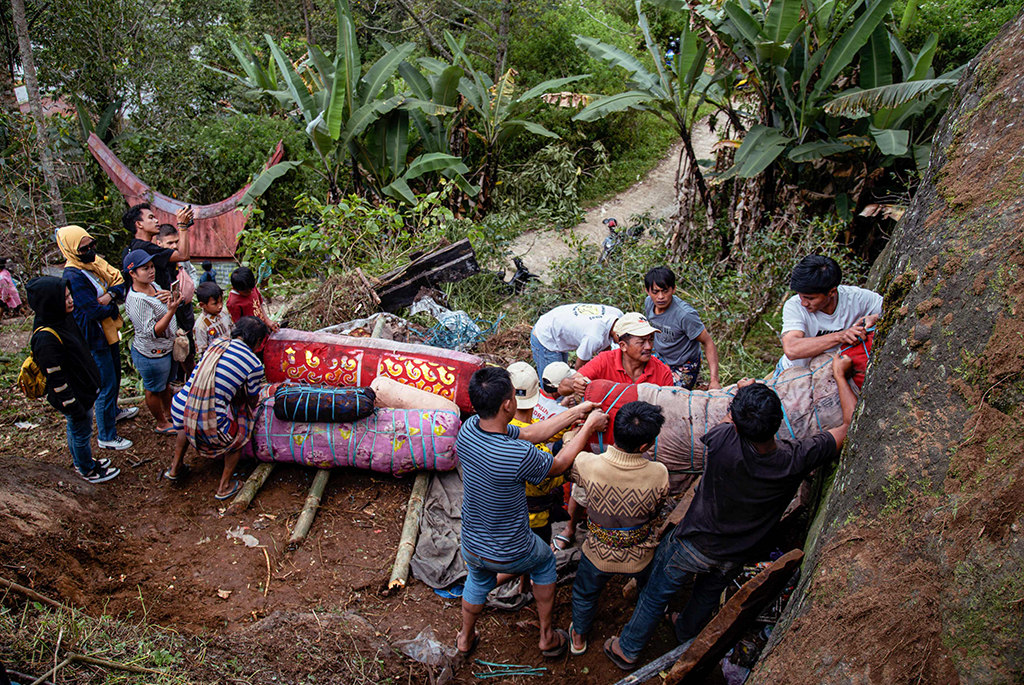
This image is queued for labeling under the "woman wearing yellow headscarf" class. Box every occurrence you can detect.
[56,226,137,451]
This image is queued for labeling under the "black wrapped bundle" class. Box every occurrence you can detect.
[273,384,377,423]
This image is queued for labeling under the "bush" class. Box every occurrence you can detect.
[897,0,1024,73]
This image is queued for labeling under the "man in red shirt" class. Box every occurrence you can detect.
[558,313,673,397]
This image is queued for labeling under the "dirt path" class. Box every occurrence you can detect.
[509,120,719,281]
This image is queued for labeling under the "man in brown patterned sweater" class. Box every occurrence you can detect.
[567,401,669,655]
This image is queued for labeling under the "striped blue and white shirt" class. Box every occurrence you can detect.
[171,339,264,433]
[457,415,553,562]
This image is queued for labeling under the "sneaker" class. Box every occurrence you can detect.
[78,464,120,483]
[95,457,111,469]
[98,436,133,450]
[115,406,140,422]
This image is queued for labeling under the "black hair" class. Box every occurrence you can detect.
[468,366,514,420]
[0,258,7,270]
[644,266,676,291]
[202,260,213,272]
[790,255,842,294]
[157,223,178,239]
[196,281,223,304]
[230,266,256,292]
[231,316,269,349]
[730,383,783,443]
[613,401,665,453]
[122,203,151,234]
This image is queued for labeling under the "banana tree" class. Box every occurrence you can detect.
[202,37,290,115]
[444,32,589,213]
[573,0,715,207]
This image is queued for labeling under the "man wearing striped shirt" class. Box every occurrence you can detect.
[455,366,608,660]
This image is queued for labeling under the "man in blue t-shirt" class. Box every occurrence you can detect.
[456,366,608,660]
[643,267,721,390]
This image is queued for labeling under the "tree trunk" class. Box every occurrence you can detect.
[493,0,512,85]
[751,13,1024,684]
[301,0,314,45]
[11,0,65,226]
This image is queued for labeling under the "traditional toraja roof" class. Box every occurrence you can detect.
[87,132,285,259]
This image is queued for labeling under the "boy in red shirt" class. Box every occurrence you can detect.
[227,266,278,331]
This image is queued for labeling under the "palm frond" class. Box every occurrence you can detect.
[824,78,957,116]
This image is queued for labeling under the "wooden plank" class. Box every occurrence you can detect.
[663,549,805,685]
[376,239,475,286]
[376,240,479,312]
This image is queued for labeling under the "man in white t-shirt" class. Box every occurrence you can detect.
[531,304,623,374]
[776,255,883,373]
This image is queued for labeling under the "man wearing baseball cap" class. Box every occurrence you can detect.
[557,313,673,398]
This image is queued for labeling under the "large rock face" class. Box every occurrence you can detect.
[752,13,1024,685]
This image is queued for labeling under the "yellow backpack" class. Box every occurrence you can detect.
[18,327,61,400]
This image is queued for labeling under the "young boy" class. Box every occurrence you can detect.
[567,401,668,656]
[123,249,182,433]
[195,281,233,358]
[643,267,721,390]
[509,362,570,547]
[155,224,198,376]
[200,260,217,284]
[227,266,278,331]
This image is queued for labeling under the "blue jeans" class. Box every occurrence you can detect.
[91,342,121,441]
[618,535,741,661]
[530,332,569,378]
[131,348,175,392]
[461,533,558,605]
[571,552,653,637]
[67,407,96,474]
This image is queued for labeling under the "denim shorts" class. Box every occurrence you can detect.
[461,533,557,605]
[131,348,175,392]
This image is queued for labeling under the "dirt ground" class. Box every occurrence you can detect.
[509,121,718,282]
[0,312,692,684]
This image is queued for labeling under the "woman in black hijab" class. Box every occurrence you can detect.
[26,276,120,483]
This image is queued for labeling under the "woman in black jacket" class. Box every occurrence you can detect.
[27,276,120,483]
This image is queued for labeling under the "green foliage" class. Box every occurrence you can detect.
[237,186,460,279]
[896,0,1024,73]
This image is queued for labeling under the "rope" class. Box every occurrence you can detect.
[424,314,504,350]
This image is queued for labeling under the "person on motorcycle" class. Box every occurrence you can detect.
[643,267,721,390]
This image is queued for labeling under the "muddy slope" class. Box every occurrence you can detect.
[752,12,1024,685]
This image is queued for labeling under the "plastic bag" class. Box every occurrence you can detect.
[393,626,457,666]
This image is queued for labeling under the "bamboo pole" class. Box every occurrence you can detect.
[226,462,277,516]
[387,471,431,593]
[288,468,331,548]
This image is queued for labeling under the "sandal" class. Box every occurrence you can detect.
[551,534,572,551]
[162,468,180,482]
[456,631,480,658]
[569,622,587,656]
[153,426,177,435]
[214,480,243,500]
[603,637,636,671]
[541,628,569,659]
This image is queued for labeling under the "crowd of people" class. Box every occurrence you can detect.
[456,254,881,667]
[22,206,885,670]
[28,203,277,491]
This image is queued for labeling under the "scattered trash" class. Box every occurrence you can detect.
[226,526,259,547]
[196,536,211,546]
[217,589,232,599]
[394,626,457,666]
[473,660,547,679]
[409,296,503,351]
[721,651,751,685]
[14,421,39,429]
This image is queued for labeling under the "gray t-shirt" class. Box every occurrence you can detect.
[644,295,705,367]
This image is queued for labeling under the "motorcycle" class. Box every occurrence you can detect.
[598,216,645,264]
[495,256,540,294]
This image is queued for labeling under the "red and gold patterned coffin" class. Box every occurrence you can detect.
[264,328,485,413]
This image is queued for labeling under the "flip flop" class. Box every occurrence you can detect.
[541,628,569,659]
[434,584,464,599]
[162,468,180,482]
[569,622,587,656]
[603,637,636,671]
[153,426,177,435]
[456,631,479,658]
[214,480,243,500]
[551,534,573,551]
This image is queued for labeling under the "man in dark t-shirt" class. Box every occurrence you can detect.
[603,355,858,670]
[119,203,193,291]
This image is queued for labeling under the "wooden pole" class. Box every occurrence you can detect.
[288,468,331,548]
[0,576,67,611]
[226,462,277,516]
[387,471,431,593]
[610,642,691,685]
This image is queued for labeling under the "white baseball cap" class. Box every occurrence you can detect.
[541,361,573,391]
[508,361,540,409]
[613,312,661,337]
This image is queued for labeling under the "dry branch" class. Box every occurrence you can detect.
[226,462,276,516]
[288,468,331,548]
[387,471,431,593]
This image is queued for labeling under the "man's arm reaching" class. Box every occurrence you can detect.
[546,409,609,477]
[827,355,857,450]
[518,401,597,445]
